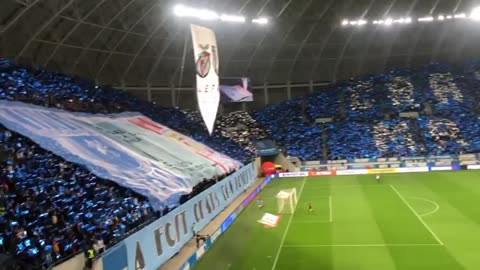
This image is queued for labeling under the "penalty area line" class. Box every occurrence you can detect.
[271,176,307,270]
[390,185,444,246]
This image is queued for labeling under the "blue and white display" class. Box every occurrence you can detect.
[0,101,241,209]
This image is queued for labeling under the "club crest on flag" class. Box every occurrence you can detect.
[196,45,211,78]
[211,45,219,75]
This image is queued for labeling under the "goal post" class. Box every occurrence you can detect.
[276,188,298,214]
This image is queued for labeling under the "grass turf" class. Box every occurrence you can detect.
[193,171,480,270]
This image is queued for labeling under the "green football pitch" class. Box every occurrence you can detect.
[194,171,480,270]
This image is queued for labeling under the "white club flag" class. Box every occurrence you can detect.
[191,24,220,135]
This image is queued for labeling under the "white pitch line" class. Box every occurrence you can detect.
[271,176,307,270]
[411,197,440,217]
[308,184,385,189]
[390,185,444,246]
[329,196,333,222]
[283,243,442,248]
[293,220,330,223]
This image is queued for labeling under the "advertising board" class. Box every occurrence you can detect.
[277,172,309,177]
[101,163,256,270]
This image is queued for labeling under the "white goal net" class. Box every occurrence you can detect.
[276,188,298,214]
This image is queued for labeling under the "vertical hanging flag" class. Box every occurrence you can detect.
[191,24,220,135]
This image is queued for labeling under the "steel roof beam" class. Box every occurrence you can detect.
[94,1,160,81]
[70,0,138,75]
[42,0,108,67]
[15,0,76,62]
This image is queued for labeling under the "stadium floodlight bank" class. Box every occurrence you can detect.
[276,188,298,214]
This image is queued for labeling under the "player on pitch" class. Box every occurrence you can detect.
[376,174,381,183]
[257,196,263,208]
[308,202,313,212]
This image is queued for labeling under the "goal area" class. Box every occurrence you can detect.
[276,188,298,214]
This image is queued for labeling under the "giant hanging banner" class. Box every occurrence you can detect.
[191,24,220,135]
[0,101,241,209]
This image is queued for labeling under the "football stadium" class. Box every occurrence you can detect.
[2,1,480,270]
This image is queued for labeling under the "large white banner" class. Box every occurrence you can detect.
[0,101,241,209]
[191,24,220,135]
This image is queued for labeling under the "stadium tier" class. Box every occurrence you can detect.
[0,59,261,268]
[254,61,480,161]
[3,55,480,269]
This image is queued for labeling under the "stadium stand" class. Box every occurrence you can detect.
[254,62,480,161]
[1,56,480,268]
[0,58,262,267]
[0,126,155,267]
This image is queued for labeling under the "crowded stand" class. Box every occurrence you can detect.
[254,61,480,161]
[0,126,155,267]
[325,122,377,160]
[387,76,423,113]
[418,117,467,155]
[343,79,384,120]
[454,115,480,153]
[427,73,468,113]
[305,88,341,119]
[372,120,426,157]
[0,58,260,267]
[253,98,325,161]
[213,112,270,154]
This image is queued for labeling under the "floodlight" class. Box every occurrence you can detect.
[252,17,269,25]
[471,7,480,21]
[438,15,445,21]
[454,13,466,19]
[358,20,367,26]
[404,17,412,23]
[385,18,393,25]
[173,4,186,16]
[446,15,453,19]
[342,19,349,26]
[418,16,434,22]
[349,21,358,25]
[220,14,246,23]
[173,4,219,21]
[373,20,379,24]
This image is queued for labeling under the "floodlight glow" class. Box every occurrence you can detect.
[438,15,445,21]
[405,17,412,23]
[220,14,246,23]
[342,19,349,25]
[418,16,434,22]
[471,7,480,21]
[358,20,367,26]
[349,21,358,25]
[446,15,453,19]
[373,20,379,24]
[454,13,466,19]
[385,18,393,25]
[173,4,219,21]
[252,17,269,25]
[173,4,186,16]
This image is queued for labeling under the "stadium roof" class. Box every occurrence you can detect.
[1,0,479,88]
